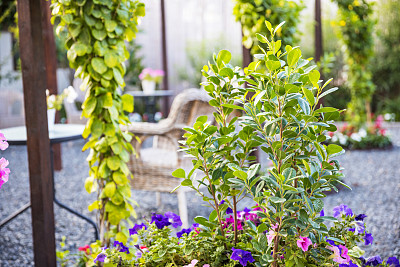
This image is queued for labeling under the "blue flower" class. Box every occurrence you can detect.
[177,228,192,238]
[364,232,373,246]
[114,241,130,254]
[226,207,233,214]
[94,247,107,263]
[333,204,353,218]
[339,260,358,267]
[366,255,383,266]
[355,214,367,221]
[219,200,225,205]
[151,213,171,229]
[320,209,325,217]
[326,239,336,246]
[243,207,251,213]
[230,247,255,266]
[129,223,147,235]
[387,257,400,267]
[165,212,182,228]
[349,220,365,234]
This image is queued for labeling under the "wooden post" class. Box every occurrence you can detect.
[17,0,56,266]
[160,0,169,117]
[315,0,323,62]
[41,0,62,171]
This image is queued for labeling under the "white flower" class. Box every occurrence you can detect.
[358,128,367,138]
[350,133,362,142]
[338,133,348,145]
[47,95,56,109]
[332,135,338,143]
[64,86,78,103]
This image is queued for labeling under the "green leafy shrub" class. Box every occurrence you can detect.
[75,21,400,267]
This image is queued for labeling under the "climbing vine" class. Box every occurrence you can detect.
[333,0,376,127]
[233,0,304,55]
[50,0,145,245]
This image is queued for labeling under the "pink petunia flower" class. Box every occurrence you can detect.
[297,236,312,252]
[0,157,10,189]
[0,132,8,151]
[266,229,277,246]
[327,245,350,264]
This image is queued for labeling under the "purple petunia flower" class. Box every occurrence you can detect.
[333,204,353,218]
[243,207,251,213]
[366,255,383,266]
[114,241,130,254]
[355,214,367,221]
[177,228,192,238]
[320,209,325,217]
[364,232,373,246]
[387,257,400,267]
[151,213,171,229]
[129,223,147,235]
[349,220,365,234]
[230,247,255,266]
[339,260,358,267]
[219,200,225,205]
[326,239,336,246]
[226,207,233,214]
[94,247,107,263]
[165,212,182,228]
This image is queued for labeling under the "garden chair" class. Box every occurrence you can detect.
[126,88,213,227]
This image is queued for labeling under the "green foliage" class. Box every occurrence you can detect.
[177,21,346,266]
[333,0,376,127]
[51,0,145,245]
[233,0,304,55]
[372,0,400,119]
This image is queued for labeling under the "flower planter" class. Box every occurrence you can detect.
[141,80,156,95]
[47,109,56,132]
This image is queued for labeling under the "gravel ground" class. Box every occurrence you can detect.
[0,125,399,266]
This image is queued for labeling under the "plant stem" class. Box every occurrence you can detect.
[233,195,238,245]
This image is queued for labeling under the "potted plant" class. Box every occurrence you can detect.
[139,68,164,95]
[46,86,77,131]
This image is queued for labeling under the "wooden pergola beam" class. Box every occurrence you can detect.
[17,0,56,265]
[315,0,323,62]
[160,0,169,116]
[41,0,62,171]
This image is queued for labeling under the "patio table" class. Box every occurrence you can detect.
[0,124,99,241]
[125,90,174,122]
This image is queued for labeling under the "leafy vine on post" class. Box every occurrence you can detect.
[50,0,145,245]
[333,0,376,127]
[233,0,304,56]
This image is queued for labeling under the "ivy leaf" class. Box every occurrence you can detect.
[121,94,134,112]
[104,182,116,198]
[104,52,119,68]
[113,171,128,185]
[91,57,108,74]
[71,43,87,56]
[113,67,125,86]
[107,156,121,171]
[92,29,107,40]
[105,20,117,32]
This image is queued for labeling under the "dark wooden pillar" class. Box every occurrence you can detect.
[17,0,56,266]
[315,0,323,62]
[160,0,169,116]
[41,0,62,171]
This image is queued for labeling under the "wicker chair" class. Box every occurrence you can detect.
[126,88,213,227]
